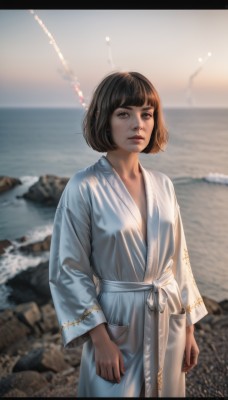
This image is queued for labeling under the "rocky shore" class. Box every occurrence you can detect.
[0,241,227,397]
[0,176,227,397]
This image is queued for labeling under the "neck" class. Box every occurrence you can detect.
[106,151,140,178]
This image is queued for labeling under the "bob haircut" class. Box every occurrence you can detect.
[83,71,168,154]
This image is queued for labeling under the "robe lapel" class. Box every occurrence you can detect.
[97,156,160,280]
[140,165,160,282]
[98,156,144,234]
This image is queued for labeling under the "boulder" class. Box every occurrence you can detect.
[6,261,51,306]
[202,295,223,315]
[13,346,69,373]
[0,309,30,353]
[18,235,51,253]
[0,370,48,397]
[15,302,42,329]
[21,174,69,205]
[0,176,22,194]
[219,299,228,313]
[39,303,59,333]
[0,239,12,255]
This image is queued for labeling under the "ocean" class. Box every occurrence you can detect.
[0,107,227,308]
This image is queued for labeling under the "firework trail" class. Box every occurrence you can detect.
[105,36,115,70]
[29,10,87,109]
[186,52,212,106]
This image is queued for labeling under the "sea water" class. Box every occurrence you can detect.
[0,107,227,307]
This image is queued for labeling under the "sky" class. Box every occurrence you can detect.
[0,9,228,108]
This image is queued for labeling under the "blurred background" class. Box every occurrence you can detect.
[1,9,228,108]
[0,9,227,307]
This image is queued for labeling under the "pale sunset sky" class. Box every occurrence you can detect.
[0,9,228,108]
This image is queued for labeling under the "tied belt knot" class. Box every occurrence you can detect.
[146,280,168,313]
[100,260,176,397]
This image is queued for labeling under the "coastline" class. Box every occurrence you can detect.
[0,252,227,397]
[0,176,227,397]
[0,287,227,397]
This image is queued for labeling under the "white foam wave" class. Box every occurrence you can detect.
[0,223,53,284]
[203,172,228,185]
[173,172,228,186]
[19,175,39,187]
[19,223,53,246]
[0,251,48,285]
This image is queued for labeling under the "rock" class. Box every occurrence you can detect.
[6,261,51,306]
[210,315,228,329]
[219,299,228,313]
[202,295,223,315]
[0,239,12,255]
[16,236,27,243]
[38,303,59,333]
[21,175,69,205]
[3,388,27,397]
[15,302,42,329]
[0,176,22,194]
[0,310,30,353]
[32,366,81,398]
[18,235,51,253]
[13,346,69,373]
[0,370,48,397]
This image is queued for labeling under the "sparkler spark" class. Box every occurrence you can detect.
[105,36,115,70]
[186,52,212,106]
[29,9,87,109]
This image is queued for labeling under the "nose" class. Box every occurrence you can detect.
[132,114,143,131]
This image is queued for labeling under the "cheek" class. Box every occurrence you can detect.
[111,121,125,139]
[111,119,122,131]
[146,122,154,136]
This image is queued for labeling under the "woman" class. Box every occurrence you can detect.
[49,71,208,397]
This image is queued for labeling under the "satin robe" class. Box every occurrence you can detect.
[49,155,208,398]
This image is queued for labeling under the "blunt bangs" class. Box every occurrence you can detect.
[108,73,159,112]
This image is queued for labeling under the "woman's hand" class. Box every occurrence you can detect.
[182,324,199,373]
[89,323,125,383]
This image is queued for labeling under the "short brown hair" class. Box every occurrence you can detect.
[83,71,168,154]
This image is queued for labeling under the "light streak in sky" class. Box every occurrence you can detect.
[105,36,115,70]
[29,9,87,109]
[186,52,212,106]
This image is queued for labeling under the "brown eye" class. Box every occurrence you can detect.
[142,112,153,119]
[117,112,129,118]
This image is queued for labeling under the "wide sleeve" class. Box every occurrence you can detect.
[172,191,208,326]
[49,176,107,348]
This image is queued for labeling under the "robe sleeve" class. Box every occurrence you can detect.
[49,175,107,348]
[172,189,208,326]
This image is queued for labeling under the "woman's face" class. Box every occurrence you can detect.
[109,104,154,154]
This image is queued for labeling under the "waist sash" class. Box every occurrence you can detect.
[100,263,176,397]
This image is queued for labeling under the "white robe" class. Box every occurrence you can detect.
[49,155,208,397]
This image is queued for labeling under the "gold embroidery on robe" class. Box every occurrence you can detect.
[186,297,204,314]
[61,305,101,331]
[157,368,163,391]
[183,248,197,287]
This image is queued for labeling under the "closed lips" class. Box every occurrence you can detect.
[129,135,144,139]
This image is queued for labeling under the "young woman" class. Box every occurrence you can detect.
[49,71,208,397]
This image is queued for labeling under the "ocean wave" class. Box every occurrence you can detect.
[20,223,53,245]
[19,175,39,187]
[173,172,228,186]
[0,251,48,285]
[202,172,228,185]
[0,223,53,285]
